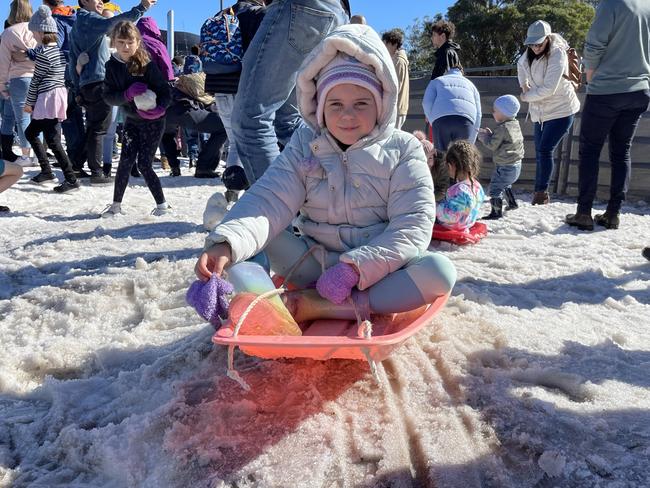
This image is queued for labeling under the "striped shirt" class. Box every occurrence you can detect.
[26,44,67,107]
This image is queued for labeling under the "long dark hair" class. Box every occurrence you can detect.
[527,37,552,67]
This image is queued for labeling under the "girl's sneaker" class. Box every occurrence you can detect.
[31,172,56,183]
[17,156,35,167]
[151,202,171,216]
[100,202,123,218]
[53,180,80,193]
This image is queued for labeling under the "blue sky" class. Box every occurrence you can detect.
[147,0,455,37]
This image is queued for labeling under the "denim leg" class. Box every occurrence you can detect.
[533,115,574,192]
[8,77,33,149]
[231,0,348,184]
[214,93,242,169]
[488,163,521,199]
[1,96,15,136]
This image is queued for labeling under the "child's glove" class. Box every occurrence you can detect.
[186,273,234,327]
[136,105,166,120]
[316,263,360,305]
[124,82,148,102]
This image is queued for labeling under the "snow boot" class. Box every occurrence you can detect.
[594,210,620,230]
[565,212,594,231]
[483,198,503,220]
[531,191,550,205]
[1,134,19,162]
[504,188,518,210]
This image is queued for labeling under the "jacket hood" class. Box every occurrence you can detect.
[297,24,398,137]
[51,5,76,18]
[549,33,569,52]
[445,40,461,51]
[395,48,408,63]
[137,16,163,41]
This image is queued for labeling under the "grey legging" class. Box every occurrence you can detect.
[264,230,457,314]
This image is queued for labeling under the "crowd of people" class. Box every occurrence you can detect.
[1,0,649,320]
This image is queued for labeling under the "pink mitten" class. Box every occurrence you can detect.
[124,82,148,101]
[137,105,166,120]
[316,263,360,305]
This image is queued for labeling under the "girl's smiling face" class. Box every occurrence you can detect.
[323,84,378,146]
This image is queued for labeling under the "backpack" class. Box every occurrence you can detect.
[199,7,244,75]
[563,47,583,91]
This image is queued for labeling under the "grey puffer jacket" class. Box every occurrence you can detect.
[205,24,434,290]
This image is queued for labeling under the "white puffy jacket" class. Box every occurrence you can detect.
[205,24,435,290]
[517,34,580,123]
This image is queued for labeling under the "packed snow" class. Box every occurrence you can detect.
[1,162,649,487]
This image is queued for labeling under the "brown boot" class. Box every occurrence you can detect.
[531,191,550,205]
[161,155,170,171]
[594,211,620,229]
[565,212,594,231]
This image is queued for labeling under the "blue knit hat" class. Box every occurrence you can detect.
[493,95,520,119]
[28,5,57,34]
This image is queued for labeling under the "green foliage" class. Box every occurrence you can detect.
[405,0,595,73]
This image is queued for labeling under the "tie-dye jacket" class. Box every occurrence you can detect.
[436,178,485,231]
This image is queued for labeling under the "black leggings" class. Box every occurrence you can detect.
[113,119,166,205]
[25,117,76,182]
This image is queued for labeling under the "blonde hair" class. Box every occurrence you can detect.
[444,140,482,186]
[109,21,150,76]
[8,0,32,25]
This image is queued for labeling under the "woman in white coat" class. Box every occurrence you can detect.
[517,20,580,205]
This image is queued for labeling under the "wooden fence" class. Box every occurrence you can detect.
[403,76,650,202]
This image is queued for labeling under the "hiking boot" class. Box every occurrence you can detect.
[483,197,503,220]
[565,212,594,231]
[170,167,181,177]
[594,211,620,230]
[53,180,80,193]
[90,174,114,185]
[643,247,650,261]
[504,188,518,210]
[100,202,123,218]
[161,155,170,170]
[532,191,550,205]
[74,169,92,178]
[31,172,56,183]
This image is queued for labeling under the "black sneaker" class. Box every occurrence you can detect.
[643,247,650,261]
[53,180,80,193]
[31,172,56,183]
[194,171,220,179]
[170,168,181,177]
[90,174,114,185]
[74,169,92,178]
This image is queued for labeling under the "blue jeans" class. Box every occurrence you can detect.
[533,115,574,192]
[214,93,242,169]
[577,90,650,214]
[1,77,32,149]
[489,163,521,198]
[431,115,476,151]
[231,0,348,183]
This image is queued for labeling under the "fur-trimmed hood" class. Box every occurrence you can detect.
[296,24,398,137]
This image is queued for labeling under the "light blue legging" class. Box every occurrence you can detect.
[263,230,457,314]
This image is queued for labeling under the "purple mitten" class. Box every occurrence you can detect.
[124,82,148,102]
[136,105,166,120]
[186,274,234,326]
[316,263,360,305]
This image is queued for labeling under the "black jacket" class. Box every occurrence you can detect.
[430,40,462,80]
[103,55,172,124]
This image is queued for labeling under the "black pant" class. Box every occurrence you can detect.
[577,90,650,214]
[62,88,87,171]
[114,119,166,205]
[431,115,475,152]
[80,82,113,176]
[162,102,227,173]
[25,118,76,183]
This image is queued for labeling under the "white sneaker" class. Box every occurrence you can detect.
[151,203,171,216]
[17,155,35,167]
[100,202,123,218]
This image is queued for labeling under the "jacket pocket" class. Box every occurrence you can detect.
[288,4,334,55]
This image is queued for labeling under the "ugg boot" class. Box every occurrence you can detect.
[1,134,19,162]
[531,191,550,205]
[483,198,503,220]
[504,188,518,210]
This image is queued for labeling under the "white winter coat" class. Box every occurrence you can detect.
[205,24,435,290]
[517,34,580,123]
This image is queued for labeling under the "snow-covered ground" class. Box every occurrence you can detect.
[1,162,649,487]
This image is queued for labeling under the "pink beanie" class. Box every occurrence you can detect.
[316,53,383,128]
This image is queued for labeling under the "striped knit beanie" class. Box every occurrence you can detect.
[316,53,383,128]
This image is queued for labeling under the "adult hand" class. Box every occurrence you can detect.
[124,82,147,101]
[136,105,166,120]
[195,242,232,281]
[585,68,595,84]
[316,262,360,305]
[24,105,33,114]
[0,90,9,100]
[140,0,156,9]
[522,80,531,94]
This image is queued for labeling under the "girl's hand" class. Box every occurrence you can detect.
[140,0,156,9]
[195,242,232,281]
[24,105,32,114]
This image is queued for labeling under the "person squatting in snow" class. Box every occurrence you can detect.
[195,24,457,320]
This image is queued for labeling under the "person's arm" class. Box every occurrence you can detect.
[25,51,49,108]
[102,60,129,107]
[145,61,172,109]
[480,124,506,152]
[431,47,446,79]
[340,137,435,290]
[470,85,481,143]
[0,37,11,95]
[422,80,438,124]
[520,48,567,102]
[396,56,408,109]
[582,1,615,73]
[83,0,153,40]
[516,53,529,89]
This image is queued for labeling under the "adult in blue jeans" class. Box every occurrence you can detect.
[566,0,650,231]
[231,0,349,184]
[517,20,580,206]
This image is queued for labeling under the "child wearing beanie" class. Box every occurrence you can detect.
[23,5,79,192]
[413,129,449,202]
[193,24,456,326]
[477,94,524,219]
